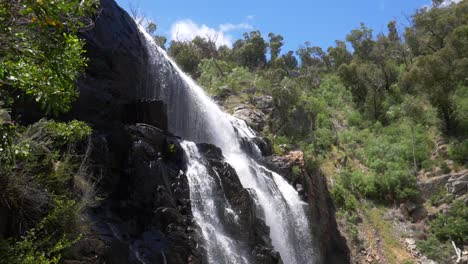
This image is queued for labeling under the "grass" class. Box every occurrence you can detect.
[366,206,416,264]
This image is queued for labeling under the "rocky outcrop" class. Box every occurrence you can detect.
[71,0,149,126]
[419,170,468,199]
[233,104,267,131]
[67,0,201,263]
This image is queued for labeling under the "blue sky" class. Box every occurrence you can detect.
[115,0,454,52]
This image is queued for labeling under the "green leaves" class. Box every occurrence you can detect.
[44,120,92,145]
[0,0,96,115]
[430,201,468,246]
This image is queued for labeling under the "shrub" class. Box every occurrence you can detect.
[448,139,468,165]
[0,199,80,264]
[331,183,359,211]
[430,201,468,246]
[416,235,453,264]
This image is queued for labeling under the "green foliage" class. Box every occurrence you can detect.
[400,1,468,131]
[44,120,92,145]
[448,139,468,165]
[169,0,466,226]
[0,0,97,115]
[331,182,359,211]
[0,2,96,262]
[291,165,301,177]
[452,85,468,131]
[416,235,453,264]
[232,31,268,69]
[429,201,468,245]
[0,198,80,264]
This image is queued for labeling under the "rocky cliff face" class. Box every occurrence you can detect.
[67,0,350,263]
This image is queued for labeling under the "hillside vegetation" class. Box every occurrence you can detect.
[155,0,467,262]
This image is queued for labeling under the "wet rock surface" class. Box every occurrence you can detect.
[195,143,282,263]
[68,0,201,263]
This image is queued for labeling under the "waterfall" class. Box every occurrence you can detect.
[181,141,250,264]
[139,28,317,264]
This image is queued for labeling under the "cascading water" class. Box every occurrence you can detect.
[181,141,250,264]
[139,28,318,263]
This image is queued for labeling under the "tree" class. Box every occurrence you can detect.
[145,22,167,49]
[327,40,352,69]
[268,32,284,63]
[280,51,298,70]
[232,31,268,69]
[297,42,330,70]
[400,2,468,131]
[346,23,374,61]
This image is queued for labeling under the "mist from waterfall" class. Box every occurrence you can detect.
[139,28,318,264]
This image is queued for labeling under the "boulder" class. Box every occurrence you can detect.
[250,95,274,113]
[233,104,266,131]
[447,170,468,196]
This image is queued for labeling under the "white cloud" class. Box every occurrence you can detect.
[246,15,255,20]
[440,0,461,6]
[170,19,252,47]
[424,0,461,8]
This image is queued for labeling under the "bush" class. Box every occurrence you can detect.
[0,199,80,264]
[0,119,94,264]
[331,183,359,211]
[430,201,468,246]
[416,235,453,264]
[448,139,468,165]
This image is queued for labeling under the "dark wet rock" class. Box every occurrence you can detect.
[252,137,273,157]
[66,0,201,263]
[239,136,273,158]
[71,0,149,127]
[125,99,168,130]
[68,0,351,263]
[196,143,282,263]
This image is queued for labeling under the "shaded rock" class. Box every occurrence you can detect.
[447,170,468,196]
[400,201,427,222]
[419,174,452,200]
[124,99,168,130]
[265,150,305,184]
[67,1,200,262]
